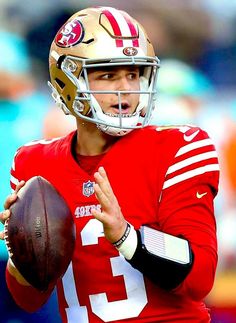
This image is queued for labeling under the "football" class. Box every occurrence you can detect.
[4,176,75,291]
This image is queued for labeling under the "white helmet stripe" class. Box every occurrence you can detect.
[102,7,139,47]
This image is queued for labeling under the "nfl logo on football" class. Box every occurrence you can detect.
[83,181,94,197]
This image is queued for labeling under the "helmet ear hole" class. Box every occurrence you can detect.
[57,55,66,69]
[55,77,65,89]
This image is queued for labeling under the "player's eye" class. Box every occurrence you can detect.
[100,73,114,80]
[128,72,139,80]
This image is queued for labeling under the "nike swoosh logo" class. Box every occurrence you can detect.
[196,192,207,199]
[184,130,200,142]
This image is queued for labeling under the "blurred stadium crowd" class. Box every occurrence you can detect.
[0,0,236,322]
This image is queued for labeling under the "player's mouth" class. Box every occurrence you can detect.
[108,102,134,116]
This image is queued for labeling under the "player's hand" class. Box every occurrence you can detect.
[0,181,25,240]
[91,167,127,244]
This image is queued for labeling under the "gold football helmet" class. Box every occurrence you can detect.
[48,6,160,136]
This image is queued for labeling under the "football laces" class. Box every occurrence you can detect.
[4,218,13,257]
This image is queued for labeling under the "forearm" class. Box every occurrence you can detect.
[6,259,53,312]
[153,177,218,299]
[174,244,217,300]
[116,224,216,300]
[116,225,194,291]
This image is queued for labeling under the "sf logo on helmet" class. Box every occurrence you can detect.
[123,47,138,56]
[56,18,84,48]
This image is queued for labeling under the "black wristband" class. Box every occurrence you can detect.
[112,223,131,248]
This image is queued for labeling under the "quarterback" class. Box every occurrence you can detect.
[0,6,219,323]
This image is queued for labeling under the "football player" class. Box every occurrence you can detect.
[0,6,219,323]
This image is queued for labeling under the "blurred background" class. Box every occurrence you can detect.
[0,0,236,322]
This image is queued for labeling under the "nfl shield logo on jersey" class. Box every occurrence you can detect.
[83,180,94,197]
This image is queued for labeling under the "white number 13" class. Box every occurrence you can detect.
[62,219,147,322]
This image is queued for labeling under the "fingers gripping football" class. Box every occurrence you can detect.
[91,167,127,244]
[0,181,25,240]
[0,210,10,240]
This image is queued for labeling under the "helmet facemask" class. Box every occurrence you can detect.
[49,53,160,136]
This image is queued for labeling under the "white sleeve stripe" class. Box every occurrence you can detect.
[24,137,61,146]
[11,151,18,171]
[10,175,19,186]
[163,164,220,189]
[176,139,214,157]
[11,160,15,172]
[167,151,218,175]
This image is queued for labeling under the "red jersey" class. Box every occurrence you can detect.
[9,125,219,322]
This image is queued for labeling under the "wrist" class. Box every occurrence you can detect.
[113,223,138,260]
[112,222,131,248]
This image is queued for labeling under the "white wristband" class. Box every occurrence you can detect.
[116,224,138,260]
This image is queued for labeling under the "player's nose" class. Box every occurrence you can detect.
[116,76,132,92]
